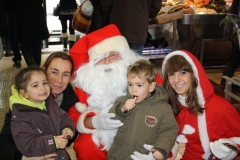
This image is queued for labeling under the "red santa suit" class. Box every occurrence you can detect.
[68,24,164,160]
[162,50,240,160]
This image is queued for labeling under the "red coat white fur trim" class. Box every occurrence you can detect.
[162,50,240,159]
[162,51,211,159]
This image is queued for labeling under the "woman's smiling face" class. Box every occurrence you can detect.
[45,58,72,95]
[168,70,192,97]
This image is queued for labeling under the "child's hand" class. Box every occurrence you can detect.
[62,128,74,140]
[121,98,136,112]
[178,143,186,155]
[55,135,68,149]
[22,152,57,160]
[151,149,163,160]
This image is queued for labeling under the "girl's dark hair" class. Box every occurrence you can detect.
[15,66,46,91]
[42,51,74,74]
[127,59,156,83]
[163,55,204,115]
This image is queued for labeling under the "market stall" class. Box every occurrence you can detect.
[147,0,232,66]
[175,0,232,66]
[177,13,231,66]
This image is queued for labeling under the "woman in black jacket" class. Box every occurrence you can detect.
[58,0,77,51]
[0,52,79,160]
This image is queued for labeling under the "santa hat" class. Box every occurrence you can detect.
[69,24,129,73]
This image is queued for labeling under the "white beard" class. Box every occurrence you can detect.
[74,60,127,111]
[72,49,144,150]
[73,49,144,111]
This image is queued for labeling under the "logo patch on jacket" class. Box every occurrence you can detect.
[145,116,157,127]
[48,139,54,145]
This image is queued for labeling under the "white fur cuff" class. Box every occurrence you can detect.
[76,110,97,134]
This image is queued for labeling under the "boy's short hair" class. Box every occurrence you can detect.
[127,59,156,83]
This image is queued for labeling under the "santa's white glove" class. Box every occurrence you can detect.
[210,138,237,160]
[131,144,155,160]
[81,0,93,15]
[92,113,123,130]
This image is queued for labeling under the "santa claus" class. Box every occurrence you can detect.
[68,24,151,160]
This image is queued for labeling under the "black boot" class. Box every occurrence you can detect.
[68,34,76,50]
[61,32,68,52]
[12,57,21,68]
[69,41,75,49]
[24,57,36,66]
[4,37,13,57]
[63,37,68,52]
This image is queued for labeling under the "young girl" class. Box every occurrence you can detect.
[162,50,240,160]
[10,66,74,160]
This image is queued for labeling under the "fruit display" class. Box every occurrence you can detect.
[185,0,210,8]
[162,0,227,14]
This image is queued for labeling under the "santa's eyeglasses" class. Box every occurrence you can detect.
[96,52,121,64]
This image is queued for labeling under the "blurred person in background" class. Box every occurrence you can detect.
[220,0,240,87]
[15,0,49,66]
[100,0,162,54]
[3,0,22,67]
[58,0,77,51]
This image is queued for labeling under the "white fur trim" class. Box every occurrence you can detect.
[75,102,87,113]
[61,32,68,38]
[198,113,211,159]
[68,34,76,41]
[167,142,178,160]
[178,95,187,107]
[229,137,240,144]
[182,124,195,135]
[76,110,97,134]
[88,36,129,62]
[176,134,188,143]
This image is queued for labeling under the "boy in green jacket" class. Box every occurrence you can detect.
[107,59,179,160]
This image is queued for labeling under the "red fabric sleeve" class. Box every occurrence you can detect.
[68,87,88,127]
[156,74,164,85]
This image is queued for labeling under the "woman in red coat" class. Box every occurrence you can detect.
[162,50,240,159]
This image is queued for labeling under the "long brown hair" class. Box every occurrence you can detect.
[163,55,204,115]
